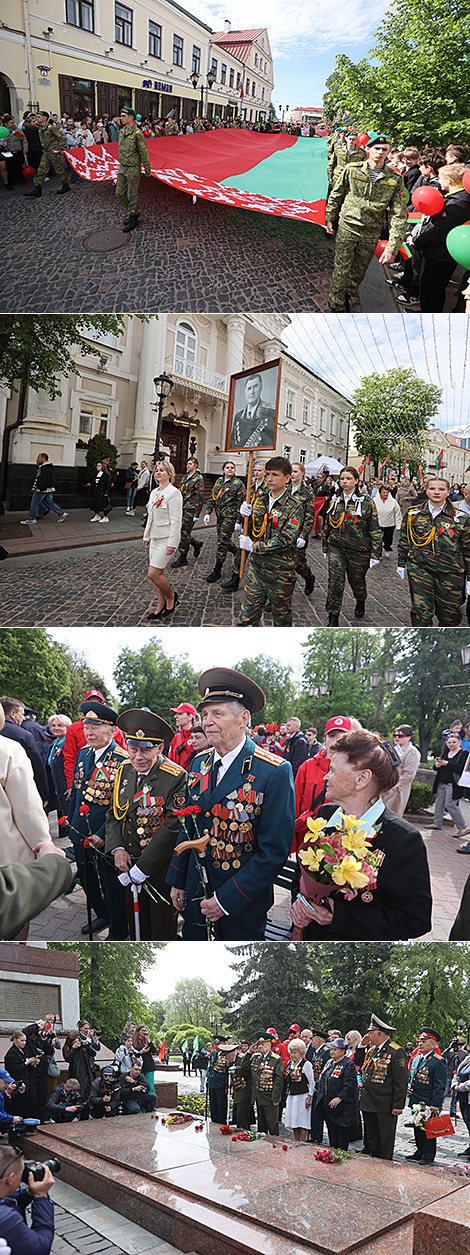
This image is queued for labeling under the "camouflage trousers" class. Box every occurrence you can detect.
[406,559,465,626]
[34,151,68,188]
[326,547,369,613]
[116,166,142,214]
[216,515,238,565]
[178,507,199,557]
[237,556,296,626]
[295,542,313,582]
[328,226,379,311]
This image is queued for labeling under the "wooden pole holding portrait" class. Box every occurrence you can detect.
[224,358,282,584]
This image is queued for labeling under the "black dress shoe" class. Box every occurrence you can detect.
[80,917,109,935]
[161,591,179,618]
[57,184,70,194]
[405,1152,422,1161]
[24,187,42,198]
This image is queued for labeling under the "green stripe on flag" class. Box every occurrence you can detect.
[220,136,328,203]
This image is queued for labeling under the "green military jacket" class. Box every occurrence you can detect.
[323,490,382,560]
[181,470,205,516]
[165,121,179,136]
[326,161,408,254]
[355,1039,408,1113]
[193,119,205,132]
[327,140,364,186]
[250,1049,284,1107]
[291,480,315,541]
[231,1050,252,1103]
[397,500,470,575]
[105,756,187,879]
[251,485,302,564]
[210,475,245,522]
[0,854,72,940]
[118,123,151,173]
[39,123,67,154]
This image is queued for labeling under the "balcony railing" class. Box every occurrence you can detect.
[165,355,228,394]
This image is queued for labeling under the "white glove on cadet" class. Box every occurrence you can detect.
[239,535,253,552]
[203,514,210,526]
[234,522,242,533]
[369,559,380,568]
[296,537,306,548]
[240,501,252,517]
[396,567,405,580]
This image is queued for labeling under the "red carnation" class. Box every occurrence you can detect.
[79,804,90,815]
[232,1135,237,1141]
[282,1145,288,1151]
[173,805,203,816]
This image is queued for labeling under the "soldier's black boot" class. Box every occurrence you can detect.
[123,214,139,233]
[305,573,315,596]
[221,574,239,592]
[57,183,70,194]
[192,538,203,558]
[206,561,223,583]
[24,186,42,198]
[171,552,187,568]
[328,612,339,626]
[354,600,366,619]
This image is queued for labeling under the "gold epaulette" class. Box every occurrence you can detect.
[254,746,284,765]
[114,746,130,758]
[160,758,185,776]
[389,1041,400,1050]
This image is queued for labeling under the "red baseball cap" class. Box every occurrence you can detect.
[289,1024,301,1033]
[324,716,353,736]
[170,703,198,717]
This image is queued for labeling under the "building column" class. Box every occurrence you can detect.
[262,338,284,363]
[131,316,168,457]
[11,380,77,465]
[224,316,246,380]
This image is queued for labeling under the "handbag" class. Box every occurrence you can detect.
[424,1112,454,1138]
[47,1058,60,1078]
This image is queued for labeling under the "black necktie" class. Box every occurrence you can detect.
[212,759,221,789]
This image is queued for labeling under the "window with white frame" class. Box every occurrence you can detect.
[286,389,295,419]
[66,0,94,31]
[78,404,109,441]
[173,34,184,66]
[252,81,256,96]
[149,21,162,57]
[338,416,344,441]
[221,63,227,84]
[115,2,132,45]
[330,412,335,437]
[299,448,307,464]
[319,406,326,430]
[211,58,218,79]
[302,399,310,425]
[175,321,197,375]
[229,67,234,87]
[192,45,200,73]
[283,444,292,460]
[81,323,119,350]
[246,78,250,94]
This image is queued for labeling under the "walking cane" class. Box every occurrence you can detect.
[174,832,221,940]
[131,883,141,940]
[82,840,94,941]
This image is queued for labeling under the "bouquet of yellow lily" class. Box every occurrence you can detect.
[292,813,378,938]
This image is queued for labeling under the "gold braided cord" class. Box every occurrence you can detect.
[112,763,129,821]
[252,511,268,539]
[406,513,435,551]
[328,511,346,530]
[212,484,224,502]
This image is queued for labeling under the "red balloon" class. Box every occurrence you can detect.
[411,185,445,215]
[374,240,388,259]
[22,165,36,179]
[463,168,470,195]
[356,132,369,147]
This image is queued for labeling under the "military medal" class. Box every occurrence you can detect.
[361,890,373,903]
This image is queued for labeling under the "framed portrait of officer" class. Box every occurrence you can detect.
[225,358,282,452]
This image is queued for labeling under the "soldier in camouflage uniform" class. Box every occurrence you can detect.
[323,466,382,625]
[237,456,302,626]
[116,107,151,233]
[327,129,365,189]
[193,117,205,133]
[326,133,408,311]
[397,477,470,626]
[204,460,245,583]
[172,456,204,568]
[222,460,266,593]
[291,462,316,596]
[24,111,69,198]
[165,115,180,136]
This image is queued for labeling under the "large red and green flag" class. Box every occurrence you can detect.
[64,131,328,224]
[378,453,391,477]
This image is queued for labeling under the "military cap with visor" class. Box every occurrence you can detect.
[80,700,118,725]
[366,131,392,147]
[419,1027,441,1042]
[197,667,265,714]
[368,1014,395,1034]
[117,708,173,747]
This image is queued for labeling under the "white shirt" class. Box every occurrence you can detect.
[268,492,285,512]
[428,504,446,520]
[212,738,247,784]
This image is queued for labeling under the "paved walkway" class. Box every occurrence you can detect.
[0,516,417,626]
[51,1179,187,1255]
[2,175,394,313]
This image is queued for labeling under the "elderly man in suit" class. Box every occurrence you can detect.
[230,373,275,449]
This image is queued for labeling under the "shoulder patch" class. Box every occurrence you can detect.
[160,759,185,776]
[389,1042,401,1050]
[254,746,284,765]
[114,746,129,758]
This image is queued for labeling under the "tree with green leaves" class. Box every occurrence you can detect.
[222,944,317,1041]
[49,942,164,1049]
[113,639,199,722]
[0,316,133,398]
[385,628,470,759]
[233,655,296,726]
[55,645,114,720]
[0,629,71,721]
[299,628,401,737]
[382,943,470,1044]
[164,1023,215,1050]
[85,433,118,475]
[162,978,225,1032]
[351,369,442,472]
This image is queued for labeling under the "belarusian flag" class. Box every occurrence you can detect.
[158,1040,165,1060]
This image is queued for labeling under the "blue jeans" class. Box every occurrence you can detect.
[126,486,137,509]
[29,491,65,520]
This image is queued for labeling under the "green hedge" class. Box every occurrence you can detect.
[405,781,433,812]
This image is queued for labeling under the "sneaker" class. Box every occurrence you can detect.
[98,516,109,523]
[90,515,100,522]
[20,518,36,524]
[129,509,135,515]
[125,508,131,514]
[397,293,419,304]
[57,512,68,522]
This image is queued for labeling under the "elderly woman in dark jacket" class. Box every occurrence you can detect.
[62,1020,101,1099]
[314,1038,359,1149]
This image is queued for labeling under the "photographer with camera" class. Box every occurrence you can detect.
[22,1025,57,1124]
[0,1072,24,1134]
[114,1035,141,1077]
[121,1061,157,1115]
[443,1034,468,1119]
[62,1021,101,1100]
[0,1144,55,1255]
[89,1067,121,1119]
[45,1079,89,1124]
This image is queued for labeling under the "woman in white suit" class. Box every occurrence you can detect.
[143,460,183,620]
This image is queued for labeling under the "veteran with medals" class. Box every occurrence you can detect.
[166,668,295,940]
[67,701,128,939]
[105,709,187,940]
[406,1028,447,1164]
[250,1033,284,1135]
[354,1014,408,1160]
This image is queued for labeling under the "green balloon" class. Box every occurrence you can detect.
[0,126,10,138]
[446,224,470,268]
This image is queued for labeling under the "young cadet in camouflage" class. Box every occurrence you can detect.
[323,466,382,624]
[397,477,470,626]
[24,111,69,197]
[165,117,179,136]
[223,460,266,592]
[354,1014,408,1160]
[116,107,151,232]
[290,462,316,596]
[204,460,245,583]
[326,134,408,312]
[172,456,204,568]
[237,457,302,626]
[327,131,365,189]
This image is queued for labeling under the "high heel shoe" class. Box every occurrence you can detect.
[146,605,166,620]
[161,591,179,618]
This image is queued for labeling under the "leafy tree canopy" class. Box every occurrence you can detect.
[85,434,119,474]
[50,942,164,1050]
[352,369,442,471]
[0,629,72,721]
[113,639,199,722]
[164,1023,215,1050]
[233,655,296,726]
[162,978,225,1032]
[0,316,134,398]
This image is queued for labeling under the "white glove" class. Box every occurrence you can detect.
[466,581,470,596]
[240,501,252,517]
[234,522,242,533]
[193,517,199,523]
[203,514,210,526]
[0,1242,11,1255]
[323,552,328,560]
[118,871,132,887]
[296,537,306,548]
[369,558,380,568]
[397,567,405,580]
[239,535,253,552]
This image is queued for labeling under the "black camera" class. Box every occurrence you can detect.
[22,1157,61,1183]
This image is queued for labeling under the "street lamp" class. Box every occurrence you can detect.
[370,667,396,731]
[308,680,328,725]
[152,372,174,464]
[205,67,216,119]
